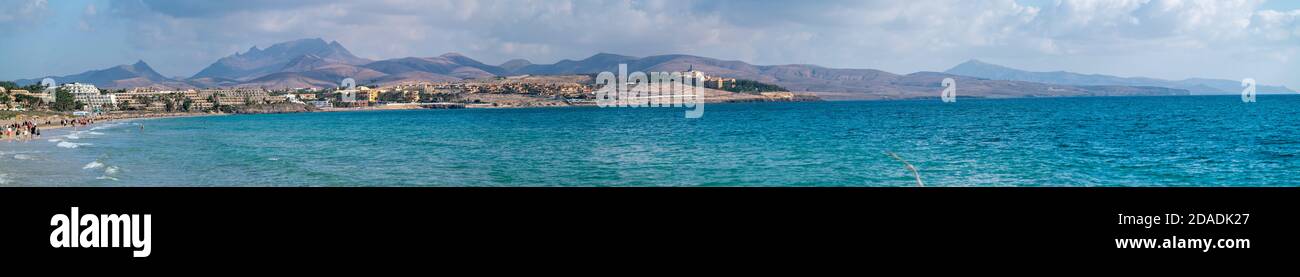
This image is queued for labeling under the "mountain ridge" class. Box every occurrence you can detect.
[945,59,1294,94]
[16,60,194,89]
[13,38,1215,100]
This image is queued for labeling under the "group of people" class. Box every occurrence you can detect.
[60,118,95,127]
[2,121,40,141]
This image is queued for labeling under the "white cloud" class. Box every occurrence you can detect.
[0,0,49,33]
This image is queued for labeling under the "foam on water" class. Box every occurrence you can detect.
[57,141,90,149]
[83,161,105,170]
[0,173,9,185]
[13,154,33,160]
[97,166,121,181]
[90,123,123,131]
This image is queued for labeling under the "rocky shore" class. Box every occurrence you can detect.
[233,102,320,114]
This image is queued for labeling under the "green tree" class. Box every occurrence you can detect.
[0,81,17,90]
[53,89,77,111]
[182,98,193,112]
[134,95,154,108]
[13,94,44,110]
[117,99,132,111]
[23,84,46,92]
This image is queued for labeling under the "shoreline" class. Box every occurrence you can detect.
[4,95,823,134]
[3,112,227,133]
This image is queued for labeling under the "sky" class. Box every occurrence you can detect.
[0,0,1297,89]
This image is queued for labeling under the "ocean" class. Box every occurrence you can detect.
[2,95,1298,186]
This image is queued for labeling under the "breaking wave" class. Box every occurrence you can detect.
[83,161,105,170]
[97,166,121,181]
[57,141,90,149]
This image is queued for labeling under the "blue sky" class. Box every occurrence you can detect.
[1,0,1298,89]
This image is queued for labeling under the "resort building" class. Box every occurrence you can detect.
[60,83,101,94]
[51,83,115,111]
[309,100,331,109]
[181,90,214,111]
[113,88,201,111]
[198,87,271,106]
[7,89,53,103]
[74,93,117,112]
[357,86,380,103]
[336,89,357,103]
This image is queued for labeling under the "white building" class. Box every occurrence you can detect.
[199,87,271,105]
[55,83,115,111]
[309,100,331,108]
[60,83,101,94]
[75,94,117,112]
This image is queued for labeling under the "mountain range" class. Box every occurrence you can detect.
[20,38,1286,100]
[946,59,1294,94]
[16,60,195,89]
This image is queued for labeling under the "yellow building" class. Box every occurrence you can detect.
[356,86,379,103]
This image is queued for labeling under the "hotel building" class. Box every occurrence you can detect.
[59,83,117,111]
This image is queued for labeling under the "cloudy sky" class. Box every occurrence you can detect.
[1,0,1298,89]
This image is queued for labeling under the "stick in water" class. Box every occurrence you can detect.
[886,151,925,187]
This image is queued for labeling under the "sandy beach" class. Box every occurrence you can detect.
[1,111,224,133]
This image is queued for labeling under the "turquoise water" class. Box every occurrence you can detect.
[2,95,1298,186]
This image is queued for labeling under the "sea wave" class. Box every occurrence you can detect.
[57,141,90,149]
[83,161,105,170]
[97,166,121,181]
[13,154,34,160]
[0,173,9,185]
[90,123,123,131]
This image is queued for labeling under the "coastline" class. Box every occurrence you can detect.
[3,112,226,132]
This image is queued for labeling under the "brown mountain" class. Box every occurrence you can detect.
[510,53,1189,100]
[15,39,1195,99]
[191,38,371,81]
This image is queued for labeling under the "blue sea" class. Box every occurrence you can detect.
[2,95,1298,186]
